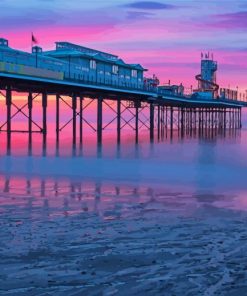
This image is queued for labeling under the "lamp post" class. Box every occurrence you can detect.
[35,49,38,68]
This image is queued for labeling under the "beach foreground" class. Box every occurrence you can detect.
[1,178,247,296]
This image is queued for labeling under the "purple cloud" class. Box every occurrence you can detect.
[126,10,154,20]
[211,11,247,30]
[124,1,176,10]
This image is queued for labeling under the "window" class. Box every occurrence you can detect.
[131,69,137,78]
[112,65,118,74]
[90,60,96,69]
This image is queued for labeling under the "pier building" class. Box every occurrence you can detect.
[43,42,147,90]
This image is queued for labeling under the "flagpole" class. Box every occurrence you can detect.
[31,32,33,53]
[31,32,38,68]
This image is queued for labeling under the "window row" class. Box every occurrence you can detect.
[89,60,138,77]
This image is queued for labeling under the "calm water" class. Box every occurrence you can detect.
[1,99,247,295]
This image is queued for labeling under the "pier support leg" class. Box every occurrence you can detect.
[189,108,193,136]
[223,108,226,130]
[240,108,242,128]
[117,99,121,144]
[202,109,205,134]
[220,109,223,131]
[28,92,32,134]
[6,86,12,153]
[42,92,47,155]
[162,106,165,139]
[229,109,232,130]
[177,108,180,135]
[6,86,12,133]
[79,96,83,144]
[236,109,238,129]
[194,109,197,134]
[135,103,139,144]
[198,108,202,135]
[185,109,187,132]
[170,107,173,138]
[181,108,184,137]
[237,109,240,129]
[150,102,154,142]
[161,106,164,138]
[97,97,103,145]
[157,105,160,141]
[72,94,77,147]
[56,94,60,142]
[235,109,237,129]
[42,92,47,135]
[211,108,214,130]
[235,109,238,129]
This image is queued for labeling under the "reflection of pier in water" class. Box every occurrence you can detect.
[0,175,216,219]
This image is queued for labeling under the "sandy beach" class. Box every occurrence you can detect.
[1,177,247,295]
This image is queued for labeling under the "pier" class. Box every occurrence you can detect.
[0,39,246,148]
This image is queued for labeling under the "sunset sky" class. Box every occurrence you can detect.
[1,0,246,92]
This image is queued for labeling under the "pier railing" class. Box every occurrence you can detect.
[64,76,158,94]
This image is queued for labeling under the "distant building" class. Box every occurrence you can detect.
[220,88,238,100]
[158,83,184,96]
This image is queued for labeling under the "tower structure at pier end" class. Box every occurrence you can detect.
[195,53,219,99]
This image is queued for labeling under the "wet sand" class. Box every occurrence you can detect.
[1,180,247,295]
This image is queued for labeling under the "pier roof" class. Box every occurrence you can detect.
[55,41,118,59]
[43,42,147,71]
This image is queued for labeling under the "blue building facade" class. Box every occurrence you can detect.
[0,38,157,91]
[43,42,147,89]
